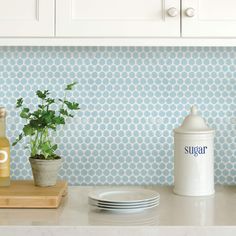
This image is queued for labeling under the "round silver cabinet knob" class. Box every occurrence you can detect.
[167,7,179,17]
[185,8,195,17]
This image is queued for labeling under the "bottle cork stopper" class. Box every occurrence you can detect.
[0,107,6,118]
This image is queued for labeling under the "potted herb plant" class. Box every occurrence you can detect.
[13,82,80,187]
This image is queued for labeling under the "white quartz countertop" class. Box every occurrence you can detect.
[0,185,235,236]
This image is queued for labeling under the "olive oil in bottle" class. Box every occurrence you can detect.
[0,107,10,186]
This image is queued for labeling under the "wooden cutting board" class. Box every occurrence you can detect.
[0,180,67,208]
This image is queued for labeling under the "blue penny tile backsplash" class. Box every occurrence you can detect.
[0,47,235,185]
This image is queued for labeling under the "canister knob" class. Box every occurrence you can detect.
[191,105,198,115]
[174,105,214,133]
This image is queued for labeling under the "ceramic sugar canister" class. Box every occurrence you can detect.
[173,105,215,196]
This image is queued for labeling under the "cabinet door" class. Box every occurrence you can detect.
[182,0,236,37]
[0,0,54,37]
[56,0,180,37]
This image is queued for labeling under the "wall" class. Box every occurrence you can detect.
[0,47,235,185]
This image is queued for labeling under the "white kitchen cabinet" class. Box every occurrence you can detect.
[182,0,236,37]
[0,0,54,37]
[0,0,236,45]
[56,0,180,37]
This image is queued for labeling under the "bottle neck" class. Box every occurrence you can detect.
[0,117,6,137]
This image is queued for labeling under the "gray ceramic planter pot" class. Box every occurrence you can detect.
[29,157,62,187]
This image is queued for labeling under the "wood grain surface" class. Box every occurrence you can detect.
[0,180,67,208]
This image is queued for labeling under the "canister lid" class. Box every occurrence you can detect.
[174,105,214,134]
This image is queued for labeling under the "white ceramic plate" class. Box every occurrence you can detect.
[90,201,159,209]
[89,198,160,207]
[91,203,159,213]
[89,189,160,204]
[89,198,160,206]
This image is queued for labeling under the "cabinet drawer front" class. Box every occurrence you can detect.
[56,0,180,37]
[0,0,54,37]
[182,0,236,37]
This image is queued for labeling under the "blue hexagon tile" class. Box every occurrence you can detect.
[0,47,235,185]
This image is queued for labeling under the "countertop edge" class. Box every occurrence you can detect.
[0,225,236,236]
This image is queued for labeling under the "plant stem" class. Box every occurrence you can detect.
[31,131,39,157]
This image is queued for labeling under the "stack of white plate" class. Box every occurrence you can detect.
[88,189,160,213]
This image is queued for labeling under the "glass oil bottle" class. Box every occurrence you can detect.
[0,107,10,186]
